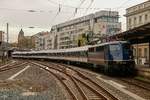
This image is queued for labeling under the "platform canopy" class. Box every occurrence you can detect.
[111,22,150,44]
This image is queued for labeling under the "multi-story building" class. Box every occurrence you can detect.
[125,0,150,65]
[51,10,121,49]
[33,31,53,50]
[125,0,150,30]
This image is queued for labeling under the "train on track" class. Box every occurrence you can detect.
[12,41,135,76]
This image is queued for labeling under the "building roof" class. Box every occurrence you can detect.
[125,0,150,16]
[12,41,127,54]
[52,10,119,29]
[110,22,150,44]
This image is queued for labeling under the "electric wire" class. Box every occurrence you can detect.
[84,0,94,15]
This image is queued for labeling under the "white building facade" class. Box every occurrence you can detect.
[51,10,121,49]
[33,31,53,50]
[125,0,150,30]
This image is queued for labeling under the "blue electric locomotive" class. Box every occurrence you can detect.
[88,41,135,75]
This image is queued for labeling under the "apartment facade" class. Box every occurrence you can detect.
[126,0,150,30]
[51,10,121,49]
[33,31,54,50]
[125,0,150,65]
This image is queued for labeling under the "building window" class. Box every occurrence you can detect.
[144,48,148,58]
[145,14,148,21]
[139,16,142,23]
[133,48,136,57]
[138,48,142,57]
[129,18,132,26]
[134,17,137,25]
[95,18,97,23]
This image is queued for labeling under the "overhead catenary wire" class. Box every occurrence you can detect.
[113,0,134,9]
[67,0,87,20]
[49,4,62,26]
[48,0,104,10]
[47,0,137,11]
[0,0,135,13]
[0,0,138,33]
[84,0,94,15]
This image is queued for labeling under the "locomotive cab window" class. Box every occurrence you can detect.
[109,44,121,51]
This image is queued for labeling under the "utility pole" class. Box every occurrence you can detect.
[6,23,9,60]
[7,23,9,44]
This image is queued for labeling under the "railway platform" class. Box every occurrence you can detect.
[136,65,150,79]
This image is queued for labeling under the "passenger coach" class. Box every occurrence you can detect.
[12,41,135,76]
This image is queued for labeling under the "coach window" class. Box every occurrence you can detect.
[58,53,60,56]
[70,52,73,57]
[52,53,54,56]
[67,52,70,57]
[62,52,64,57]
[49,53,51,56]
[42,53,45,56]
[84,51,86,56]
[80,51,82,57]
[70,52,72,57]
[83,51,87,57]
[89,47,94,52]
[62,52,64,56]
[81,51,84,57]
[72,52,74,56]
[76,52,79,57]
[59,53,61,56]
[96,46,104,52]
[73,52,76,57]
[64,52,66,57]
[74,52,76,57]
[46,53,48,56]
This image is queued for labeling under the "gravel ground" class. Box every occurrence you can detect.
[0,63,66,100]
[15,64,66,100]
[0,64,26,80]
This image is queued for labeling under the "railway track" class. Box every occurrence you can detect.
[31,61,119,100]
[0,61,28,72]
[120,78,150,91]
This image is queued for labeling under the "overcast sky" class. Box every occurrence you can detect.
[0,0,146,42]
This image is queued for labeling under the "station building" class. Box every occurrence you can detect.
[125,0,150,65]
[51,10,121,49]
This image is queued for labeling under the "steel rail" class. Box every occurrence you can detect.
[0,62,28,72]
[52,63,119,100]
[33,61,118,100]
[31,62,78,100]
